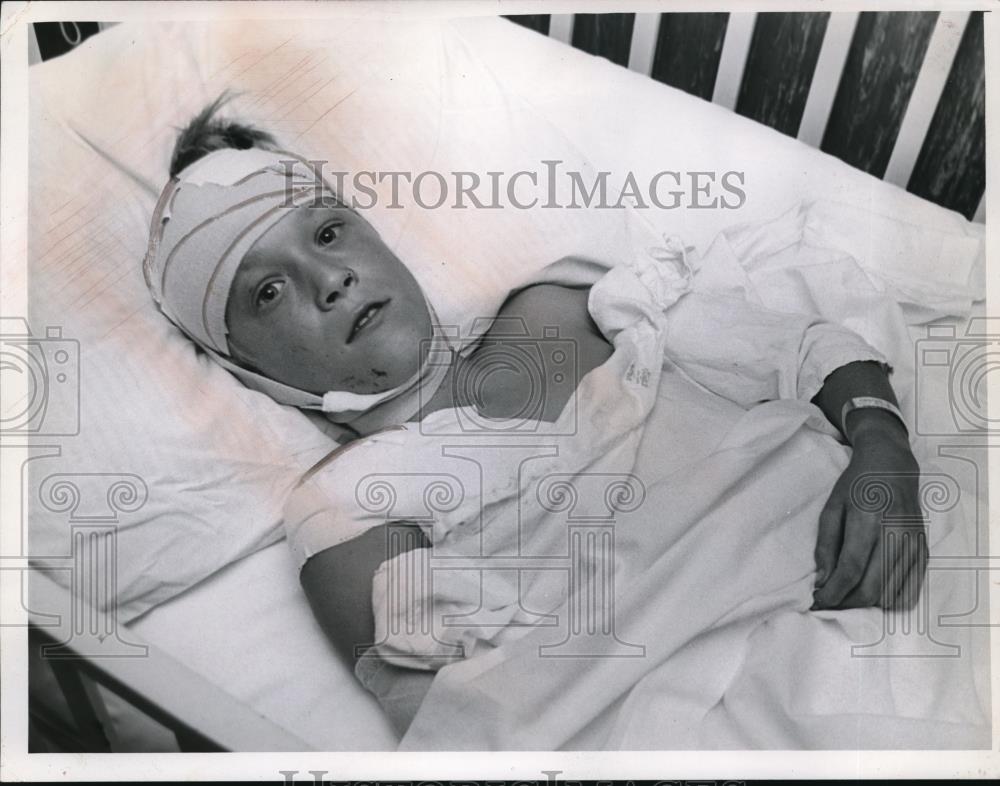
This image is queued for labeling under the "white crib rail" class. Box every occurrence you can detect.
[535,9,986,222]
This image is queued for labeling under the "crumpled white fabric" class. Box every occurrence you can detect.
[366,237,697,665]
[384,218,985,750]
[358,234,889,672]
[281,201,988,750]
[283,229,889,669]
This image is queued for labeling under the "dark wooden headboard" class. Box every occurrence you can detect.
[507,11,986,222]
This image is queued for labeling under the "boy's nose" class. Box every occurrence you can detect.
[317,268,357,309]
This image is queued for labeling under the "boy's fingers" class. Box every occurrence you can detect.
[813,511,879,609]
[814,500,845,588]
[839,538,885,609]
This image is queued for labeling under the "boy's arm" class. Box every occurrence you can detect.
[811,359,905,444]
[809,361,927,612]
[299,522,430,665]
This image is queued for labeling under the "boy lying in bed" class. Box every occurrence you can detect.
[144,97,928,736]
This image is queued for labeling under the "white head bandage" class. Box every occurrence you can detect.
[143,148,453,434]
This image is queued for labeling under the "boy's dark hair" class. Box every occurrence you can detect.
[169,91,278,178]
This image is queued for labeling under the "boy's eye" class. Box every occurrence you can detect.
[318,223,340,245]
[255,280,285,307]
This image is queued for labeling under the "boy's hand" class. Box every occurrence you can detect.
[812,411,928,611]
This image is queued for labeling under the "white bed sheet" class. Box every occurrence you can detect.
[124,540,398,750]
[28,15,988,750]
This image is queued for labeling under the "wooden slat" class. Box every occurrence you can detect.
[650,12,730,101]
[627,13,661,76]
[712,12,757,110]
[735,12,830,137]
[503,15,551,37]
[571,13,636,68]
[820,11,939,177]
[907,10,986,221]
[884,11,970,188]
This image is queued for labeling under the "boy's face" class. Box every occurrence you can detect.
[225,202,432,396]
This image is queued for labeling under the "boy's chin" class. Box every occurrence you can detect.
[379,360,424,390]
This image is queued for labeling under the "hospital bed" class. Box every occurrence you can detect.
[18,10,988,752]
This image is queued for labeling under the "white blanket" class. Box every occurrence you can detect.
[292,202,989,750]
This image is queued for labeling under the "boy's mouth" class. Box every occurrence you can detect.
[346,299,389,344]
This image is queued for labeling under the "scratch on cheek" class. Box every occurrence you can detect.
[371,368,388,378]
[340,375,365,392]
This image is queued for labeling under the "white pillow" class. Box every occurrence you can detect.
[25,17,646,622]
[27,103,337,622]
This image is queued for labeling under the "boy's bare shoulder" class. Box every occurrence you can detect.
[473,281,612,423]
[497,282,595,337]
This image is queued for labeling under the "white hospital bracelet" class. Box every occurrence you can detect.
[840,396,908,440]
